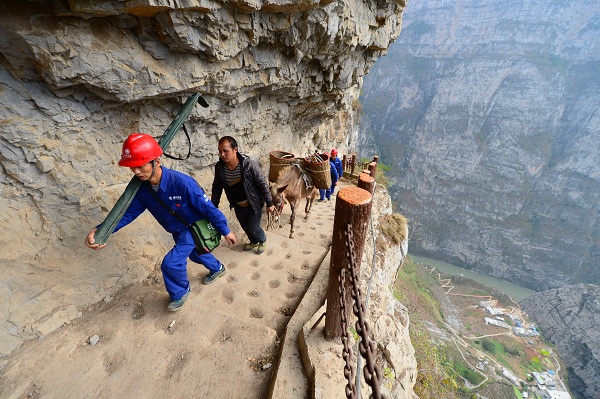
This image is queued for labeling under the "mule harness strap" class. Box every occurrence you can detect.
[266,205,282,231]
[292,164,313,190]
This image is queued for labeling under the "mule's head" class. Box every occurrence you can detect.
[269,182,287,213]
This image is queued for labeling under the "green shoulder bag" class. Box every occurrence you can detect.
[189,218,221,254]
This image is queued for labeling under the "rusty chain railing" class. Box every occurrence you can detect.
[339,223,386,399]
[338,266,357,399]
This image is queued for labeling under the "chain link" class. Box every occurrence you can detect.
[339,223,386,399]
[339,267,357,399]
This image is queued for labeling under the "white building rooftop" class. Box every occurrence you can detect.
[485,317,510,329]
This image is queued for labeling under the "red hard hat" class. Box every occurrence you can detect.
[331,148,338,156]
[118,133,163,167]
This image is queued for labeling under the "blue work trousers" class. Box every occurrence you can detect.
[161,228,222,300]
[319,183,337,200]
[319,188,329,200]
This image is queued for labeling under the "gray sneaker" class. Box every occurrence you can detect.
[203,264,226,285]
[167,288,191,312]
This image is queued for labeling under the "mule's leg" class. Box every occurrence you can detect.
[289,199,300,238]
[305,189,317,218]
[304,197,312,219]
[289,209,296,238]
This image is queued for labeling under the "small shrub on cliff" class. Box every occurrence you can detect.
[379,213,408,245]
[503,344,520,356]
[482,339,497,354]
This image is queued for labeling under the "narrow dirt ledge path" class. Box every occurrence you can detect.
[0,181,351,399]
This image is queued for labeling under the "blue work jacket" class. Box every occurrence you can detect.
[109,167,231,236]
[331,157,343,178]
[330,160,339,184]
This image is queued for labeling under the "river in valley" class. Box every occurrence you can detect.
[411,255,536,302]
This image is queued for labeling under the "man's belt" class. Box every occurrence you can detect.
[235,199,250,208]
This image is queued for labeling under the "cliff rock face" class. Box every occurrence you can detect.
[358,0,600,291]
[0,0,406,365]
[521,284,600,399]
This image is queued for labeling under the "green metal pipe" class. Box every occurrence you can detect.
[93,93,202,245]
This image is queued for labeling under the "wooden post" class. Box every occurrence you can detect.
[325,186,373,339]
[342,154,347,173]
[350,154,356,176]
[368,161,378,178]
[372,155,379,164]
[358,173,375,194]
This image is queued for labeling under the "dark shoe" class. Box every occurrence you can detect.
[203,264,226,285]
[317,199,325,202]
[243,242,259,251]
[257,242,266,255]
[167,288,191,312]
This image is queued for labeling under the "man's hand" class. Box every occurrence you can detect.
[85,228,107,250]
[224,231,236,245]
[266,205,276,214]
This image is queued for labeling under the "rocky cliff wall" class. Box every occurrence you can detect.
[358,0,600,291]
[0,0,405,363]
[521,284,600,399]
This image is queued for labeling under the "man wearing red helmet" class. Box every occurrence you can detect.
[318,148,344,202]
[85,133,236,312]
[329,148,343,195]
[318,151,339,202]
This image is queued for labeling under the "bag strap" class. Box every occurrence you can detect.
[161,124,192,161]
[146,183,191,228]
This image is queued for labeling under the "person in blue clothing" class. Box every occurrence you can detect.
[85,133,236,312]
[329,148,344,195]
[318,151,339,202]
[318,148,344,201]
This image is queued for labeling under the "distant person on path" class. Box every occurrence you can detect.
[318,151,340,202]
[211,136,275,255]
[85,133,236,312]
[329,148,343,195]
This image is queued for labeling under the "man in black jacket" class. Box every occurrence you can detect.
[212,136,275,254]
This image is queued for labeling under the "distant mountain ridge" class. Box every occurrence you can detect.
[359,0,600,291]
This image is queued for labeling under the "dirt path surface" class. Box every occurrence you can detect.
[0,184,348,399]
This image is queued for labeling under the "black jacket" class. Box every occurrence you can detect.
[211,153,273,213]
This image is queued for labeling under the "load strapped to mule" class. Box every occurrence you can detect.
[303,152,331,189]
[269,150,297,182]
[268,150,331,190]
